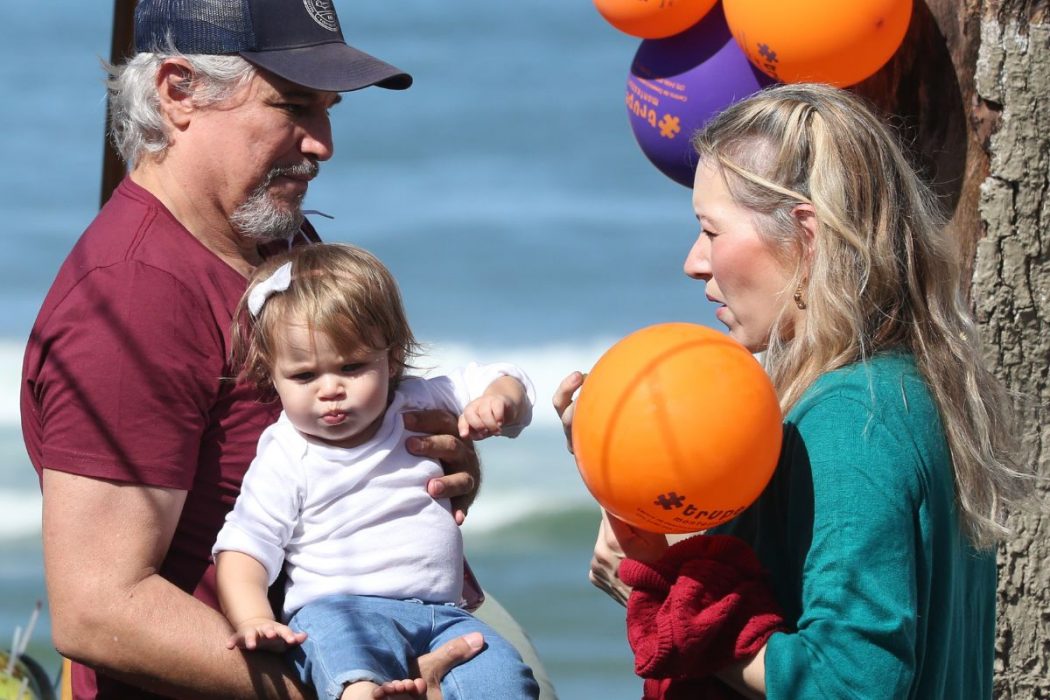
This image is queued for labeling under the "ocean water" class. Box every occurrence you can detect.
[0,2,719,697]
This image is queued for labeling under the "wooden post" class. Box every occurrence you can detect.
[101,0,137,207]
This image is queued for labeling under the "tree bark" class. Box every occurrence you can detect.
[974,8,1050,698]
[853,1,1049,696]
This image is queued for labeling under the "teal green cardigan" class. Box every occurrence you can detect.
[716,353,996,699]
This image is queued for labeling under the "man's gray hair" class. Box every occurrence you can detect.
[105,46,256,165]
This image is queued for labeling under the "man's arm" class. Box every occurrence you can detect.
[42,469,308,700]
[43,469,482,699]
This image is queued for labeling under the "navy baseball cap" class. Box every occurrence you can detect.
[134,0,412,92]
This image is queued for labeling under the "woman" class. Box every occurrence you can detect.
[555,83,1031,699]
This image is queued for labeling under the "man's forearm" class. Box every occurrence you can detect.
[42,470,306,700]
[56,572,306,700]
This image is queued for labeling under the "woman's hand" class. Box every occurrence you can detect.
[404,409,481,524]
[552,371,586,453]
[590,511,671,606]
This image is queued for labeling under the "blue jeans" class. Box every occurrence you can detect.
[288,594,540,700]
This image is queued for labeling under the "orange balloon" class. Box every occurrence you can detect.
[723,0,912,87]
[572,323,782,533]
[594,0,719,39]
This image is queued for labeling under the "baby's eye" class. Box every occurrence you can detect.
[291,372,316,382]
[342,363,366,374]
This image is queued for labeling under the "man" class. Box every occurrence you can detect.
[21,1,551,698]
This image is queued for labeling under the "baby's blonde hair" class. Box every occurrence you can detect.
[231,243,419,395]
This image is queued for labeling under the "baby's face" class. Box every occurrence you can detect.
[271,318,393,448]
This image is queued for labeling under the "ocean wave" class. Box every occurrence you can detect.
[0,490,41,540]
[0,341,23,426]
[0,337,616,429]
[461,489,594,535]
[410,338,614,429]
[0,486,597,546]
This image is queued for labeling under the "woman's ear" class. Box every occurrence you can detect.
[791,203,818,262]
[155,58,196,130]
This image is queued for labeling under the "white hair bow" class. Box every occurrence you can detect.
[248,262,293,318]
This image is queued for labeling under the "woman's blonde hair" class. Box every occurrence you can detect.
[692,82,1029,547]
[231,243,419,395]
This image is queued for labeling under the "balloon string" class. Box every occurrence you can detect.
[16,602,42,658]
[4,601,42,676]
[4,627,19,674]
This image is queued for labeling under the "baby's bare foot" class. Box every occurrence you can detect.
[339,680,380,700]
[372,678,427,698]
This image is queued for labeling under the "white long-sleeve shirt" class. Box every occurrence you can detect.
[213,362,534,620]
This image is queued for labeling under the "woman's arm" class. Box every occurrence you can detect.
[718,648,767,698]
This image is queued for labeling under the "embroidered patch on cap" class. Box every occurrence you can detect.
[303,0,339,32]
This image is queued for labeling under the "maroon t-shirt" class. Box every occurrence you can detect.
[21,178,312,698]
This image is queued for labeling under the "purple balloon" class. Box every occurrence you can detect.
[626,3,775,188]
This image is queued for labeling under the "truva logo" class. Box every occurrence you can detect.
[652,491,746,525]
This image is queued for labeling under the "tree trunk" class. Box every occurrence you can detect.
[974,7,1050,698]
[853,1,1049,696]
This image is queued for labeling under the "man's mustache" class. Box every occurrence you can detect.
[264,160,320,184]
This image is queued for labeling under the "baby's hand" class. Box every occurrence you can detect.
[227,617,307,652]
[459,395,513,440]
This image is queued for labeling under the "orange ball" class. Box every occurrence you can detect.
[572,323,782,533]
[594,0,719,39]
[723,0,912,87]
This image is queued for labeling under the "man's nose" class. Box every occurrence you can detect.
[302,113,334,162]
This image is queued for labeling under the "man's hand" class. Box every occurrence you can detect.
[410,632,485,700]
[404,409,481,524]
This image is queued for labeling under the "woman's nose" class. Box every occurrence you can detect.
[683,235,711,280]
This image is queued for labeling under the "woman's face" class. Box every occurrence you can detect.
[684,162,802,352]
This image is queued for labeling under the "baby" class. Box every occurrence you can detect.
[213,243,539,699]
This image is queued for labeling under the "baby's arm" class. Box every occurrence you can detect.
[458,375,529,440]
[215,550,307,652]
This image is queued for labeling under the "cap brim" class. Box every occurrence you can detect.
[240,42,412,92]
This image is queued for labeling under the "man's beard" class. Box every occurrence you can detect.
[230,160,320,243]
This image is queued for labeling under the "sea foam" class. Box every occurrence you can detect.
[0,337,616,429]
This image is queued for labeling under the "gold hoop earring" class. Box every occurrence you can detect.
[793,283,807,310]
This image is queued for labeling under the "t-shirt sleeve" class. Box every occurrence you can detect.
[765,389,922,699]
[212,427,302,585]
[408,362,535,437]
[33,262,223,489]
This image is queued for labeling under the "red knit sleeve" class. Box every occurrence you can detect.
[622,534,786,680]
